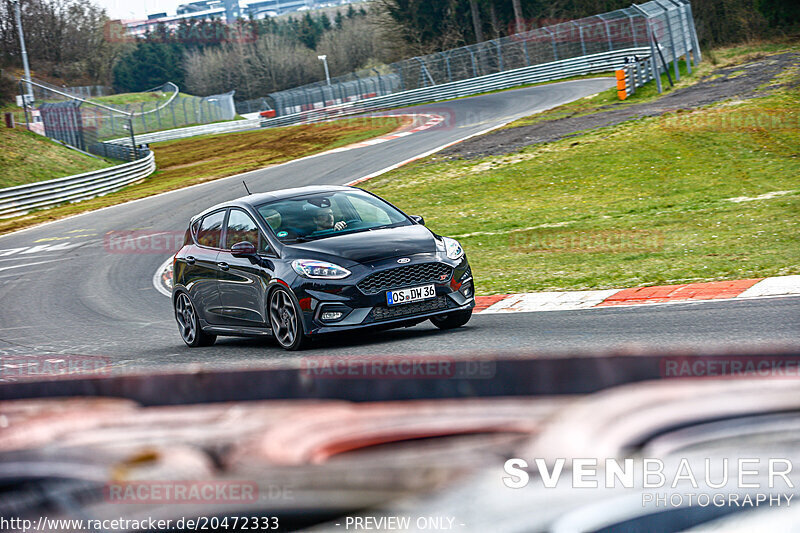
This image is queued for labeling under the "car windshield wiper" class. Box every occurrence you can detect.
[368,223,405,231]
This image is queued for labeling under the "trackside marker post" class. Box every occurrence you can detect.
[616,69,627,100]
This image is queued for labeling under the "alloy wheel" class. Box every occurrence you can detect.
[270,289,299,348]
[175,293,197,344]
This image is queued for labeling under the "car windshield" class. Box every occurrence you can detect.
[256,190,411,243]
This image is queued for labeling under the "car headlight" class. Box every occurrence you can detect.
[292,259,351,279]
[442,237,464,260]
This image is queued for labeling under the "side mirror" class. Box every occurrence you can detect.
[410,215,425,226]
[231,241,257,257]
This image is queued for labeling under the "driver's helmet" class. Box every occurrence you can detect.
[302,198,334,229]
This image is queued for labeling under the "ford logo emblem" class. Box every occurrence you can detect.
[397,258,411,264]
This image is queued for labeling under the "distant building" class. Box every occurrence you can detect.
[124,9,227,38]
[247,0,308,20]
[177,1,222,15]
[177,0,239,21]
[122,0,366,34]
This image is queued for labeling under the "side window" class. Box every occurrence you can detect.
[260,208,282,231]
[226,209,269,252]
[348,196,392,225]
[196,211,225,248]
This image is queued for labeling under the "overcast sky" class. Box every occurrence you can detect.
[97,0,186,20]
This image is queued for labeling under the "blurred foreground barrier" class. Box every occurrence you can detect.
[1,345,797,406]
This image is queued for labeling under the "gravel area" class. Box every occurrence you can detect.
[441,52,799,160]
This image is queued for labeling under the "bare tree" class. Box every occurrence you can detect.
[469,0,484,42]
[1,0,121,84]
[511,0,524,34]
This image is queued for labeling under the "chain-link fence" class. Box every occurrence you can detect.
[256,0,699,117]
[59,85,110,99]
[633,0,701,92]
[18,79,237,161]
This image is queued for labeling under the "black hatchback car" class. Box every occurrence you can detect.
[172,186,475,350]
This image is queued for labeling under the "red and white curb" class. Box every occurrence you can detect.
[322,114,445,155]
[154,257,174,297]
[475,276,800,314]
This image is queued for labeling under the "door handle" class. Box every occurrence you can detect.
[218,262,230,271]
[186,256,196,265]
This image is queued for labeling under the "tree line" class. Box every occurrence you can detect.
[124,6,385,99]
[377,0,798,53]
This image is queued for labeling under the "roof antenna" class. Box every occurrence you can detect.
[243,180,252,195]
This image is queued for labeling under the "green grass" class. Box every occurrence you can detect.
[150,116,403,185]
[503,60,699,130]
[0,126,113,189]
[706,36,800,64]
[362,56,800,295]
[91,91,172,106]
[0,116,402,235]
[501,37,800,131]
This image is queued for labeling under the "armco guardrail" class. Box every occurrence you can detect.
[105,118,262,147]
[616,55,657,99]
[27,79,237,156]
[0,151,156,218]
[259,48,650,129]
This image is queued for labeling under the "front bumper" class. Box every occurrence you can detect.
[290,254,474,336]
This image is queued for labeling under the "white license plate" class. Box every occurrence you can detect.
[386,284,436,306]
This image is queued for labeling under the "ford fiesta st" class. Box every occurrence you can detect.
[172,185,475,350]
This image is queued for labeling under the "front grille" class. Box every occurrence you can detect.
[370,296,449,321]
[358,262,453,295]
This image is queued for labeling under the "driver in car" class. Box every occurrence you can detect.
[312,206,347,232]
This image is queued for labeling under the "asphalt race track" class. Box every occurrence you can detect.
[1,78,798,373]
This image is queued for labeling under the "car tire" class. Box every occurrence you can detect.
[268,286,309,351]
[174,292,217,347]
[430,309,472,330]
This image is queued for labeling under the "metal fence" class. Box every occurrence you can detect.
[21,80,237,161]
[234,97,273,115]
[59,85,110,99]
[105,117,262,146]
[259,48,649,129]
[247,0,698,119]
[633,0,701,93]
[0,151,156,218]
[265,73,403,117]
